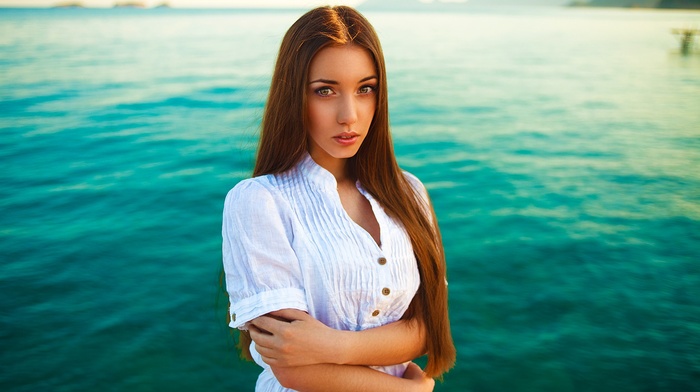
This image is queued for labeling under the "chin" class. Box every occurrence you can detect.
[334,148,361,159]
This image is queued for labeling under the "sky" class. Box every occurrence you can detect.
[0,0,365,7]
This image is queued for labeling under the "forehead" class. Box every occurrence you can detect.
[308,45,376,80]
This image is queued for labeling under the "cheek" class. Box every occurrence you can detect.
[307,100,331,128]
[361,100,377,123]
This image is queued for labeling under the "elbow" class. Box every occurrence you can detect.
[270,365,300,390]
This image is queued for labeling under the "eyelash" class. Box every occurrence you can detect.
[359,85,376,94]
[314,85,377,97]
[315,87,333,96]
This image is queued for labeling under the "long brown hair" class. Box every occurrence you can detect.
[239,5,455,378]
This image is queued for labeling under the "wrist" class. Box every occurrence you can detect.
[335,329,354,365]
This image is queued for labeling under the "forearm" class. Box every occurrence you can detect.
[249,309,426,368]
[336,318,426,366]
[272,363,429,392]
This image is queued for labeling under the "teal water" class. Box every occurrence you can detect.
[1,6,700,391]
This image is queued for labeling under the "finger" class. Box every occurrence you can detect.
[258,353,277,366]
[247,320,272,335]
[247,323,262,335]
[268,308,310,322]
[248,325,275,349]
[254,344,278,361]
[250,333,275,351]
[250,315,283,334]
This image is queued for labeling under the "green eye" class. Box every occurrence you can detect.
[359,85,375,94]
[316,87,333,96]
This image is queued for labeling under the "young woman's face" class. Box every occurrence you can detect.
[306,44,377,168]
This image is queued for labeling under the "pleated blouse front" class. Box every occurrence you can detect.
[222,153,422,391]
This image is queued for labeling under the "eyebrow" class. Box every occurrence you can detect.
[308,75,378,85]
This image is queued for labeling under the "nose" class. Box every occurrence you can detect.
[337,95,357,126]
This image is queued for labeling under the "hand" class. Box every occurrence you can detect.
[402,362,435,392]
[248,309,338,367]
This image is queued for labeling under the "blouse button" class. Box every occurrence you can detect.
[377,257,387,265]
[382,287,391,296]
[372,310,380,317]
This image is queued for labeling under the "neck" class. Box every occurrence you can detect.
[310,153,351,184]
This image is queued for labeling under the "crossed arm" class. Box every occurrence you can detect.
[247,309,434,392]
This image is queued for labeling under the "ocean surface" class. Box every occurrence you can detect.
[1,5,699,392]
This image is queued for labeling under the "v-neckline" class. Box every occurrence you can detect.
[297,153,384,250]
[340,181,382,250]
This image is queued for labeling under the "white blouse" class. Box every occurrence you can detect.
[222,153,425,391]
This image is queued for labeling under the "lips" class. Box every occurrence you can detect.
[333,132,360,146]
[335,132,359,139]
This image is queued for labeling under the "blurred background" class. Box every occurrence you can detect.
[1,0,699,391]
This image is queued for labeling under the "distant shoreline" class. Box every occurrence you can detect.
[1,4,699,11]
[568,5,700,9]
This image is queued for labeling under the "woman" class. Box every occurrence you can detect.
[222,6,455,391]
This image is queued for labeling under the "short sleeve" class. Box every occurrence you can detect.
[222,179,308,330]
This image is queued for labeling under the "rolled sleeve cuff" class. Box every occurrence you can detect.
[229,287,308,329]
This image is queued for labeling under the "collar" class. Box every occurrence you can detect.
[296,152,339,191]
[296,152,373,200]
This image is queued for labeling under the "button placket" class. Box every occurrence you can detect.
[372,253,391,319]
